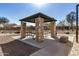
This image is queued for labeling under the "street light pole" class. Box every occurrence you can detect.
[76,4,79,43]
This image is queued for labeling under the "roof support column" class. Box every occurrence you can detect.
[20,21,26,38]
[35,16,44,42]
[49,21,56,37]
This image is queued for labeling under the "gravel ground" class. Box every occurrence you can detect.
[69,38,79,56]
[69,42,79,56]
[0,36,40,56]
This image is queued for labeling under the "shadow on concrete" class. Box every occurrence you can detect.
[0,40,40,56]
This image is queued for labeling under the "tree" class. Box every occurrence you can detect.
[57,20,66,30]
[66,11,76,31]
[0,17,9,29]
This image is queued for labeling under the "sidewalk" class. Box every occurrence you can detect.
[31,42,72,56]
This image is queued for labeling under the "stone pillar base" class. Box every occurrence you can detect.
[36,39,44,42]
[49,21,56,38]
[35,17,44,42]
[20,21,26,38]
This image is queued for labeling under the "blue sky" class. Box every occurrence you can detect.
[0,3,76,25]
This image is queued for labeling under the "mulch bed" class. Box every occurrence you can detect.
[0,40,40,56]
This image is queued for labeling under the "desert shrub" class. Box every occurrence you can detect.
[65,32,70,34]
[15,31,20,33]
[59,36,68,43]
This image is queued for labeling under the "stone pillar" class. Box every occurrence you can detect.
[20,21,26,38]
[35,16,44,42]
[49,21,56,37]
